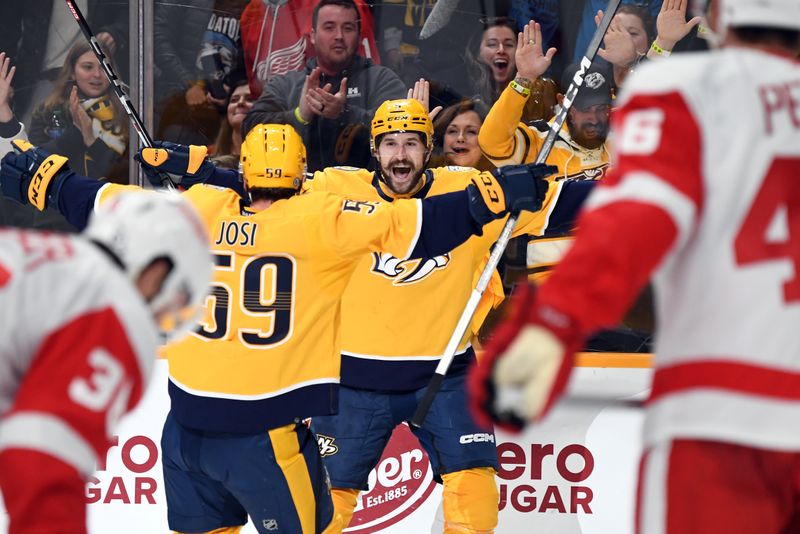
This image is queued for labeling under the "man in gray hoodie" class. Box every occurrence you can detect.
[243,0,406,172]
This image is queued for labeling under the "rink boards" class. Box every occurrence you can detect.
[0,356,652,533]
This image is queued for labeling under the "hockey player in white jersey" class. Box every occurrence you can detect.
[0,154,213,534]
[470,0,800,532]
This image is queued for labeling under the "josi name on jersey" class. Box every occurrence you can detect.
[370,252,450,285]
[214,220,258,247]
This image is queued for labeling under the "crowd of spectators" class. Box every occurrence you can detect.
[0,0,723,351]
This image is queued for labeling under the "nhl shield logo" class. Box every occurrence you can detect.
[262,518,279,530]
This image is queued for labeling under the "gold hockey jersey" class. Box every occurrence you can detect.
[98,183,428,431]
[307,166,560,390]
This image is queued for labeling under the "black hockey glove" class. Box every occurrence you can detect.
[467,163,556,225]
[134,141,215,188]
[0,139,75,210]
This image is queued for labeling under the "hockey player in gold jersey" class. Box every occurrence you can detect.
[0,124,551,534]
[306,98,595,533]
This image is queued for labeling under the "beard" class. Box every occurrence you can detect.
[567,115,609,150]
[380,157,425,195]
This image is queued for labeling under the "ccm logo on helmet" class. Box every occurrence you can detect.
[459,433,495,444]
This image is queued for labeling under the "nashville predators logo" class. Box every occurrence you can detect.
[563,164,609,181]
[371,252,450,285]
[317,434,339,457]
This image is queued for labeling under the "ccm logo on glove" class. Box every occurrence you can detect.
[29,154,69,210]
[471,174,505,213]
[141,148,168,166]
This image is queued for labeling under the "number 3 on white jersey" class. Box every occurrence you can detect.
[69,349,123,410]
[68,348,133,436]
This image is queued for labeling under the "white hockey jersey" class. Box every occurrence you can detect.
[0,229,157,477]
[538,47,800,451]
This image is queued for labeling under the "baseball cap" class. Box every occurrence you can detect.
[561,63,612,110]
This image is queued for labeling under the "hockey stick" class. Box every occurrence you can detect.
[418,0,458,40]
[409,0,623,428]
[63,0,175,190]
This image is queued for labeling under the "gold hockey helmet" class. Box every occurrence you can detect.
[240,124,307,190]
[370,99,433,151]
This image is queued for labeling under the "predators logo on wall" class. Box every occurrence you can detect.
[370,252,450,285]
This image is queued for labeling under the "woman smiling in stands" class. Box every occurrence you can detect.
[464,17,557,123]
[29,41,128,183]
[211,78,255,159]
[430,99,493,172]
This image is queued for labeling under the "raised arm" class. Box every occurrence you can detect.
[324,163,554,261]
[647,0,702,61]
[0,52,26,158]
[479,21,554,166]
